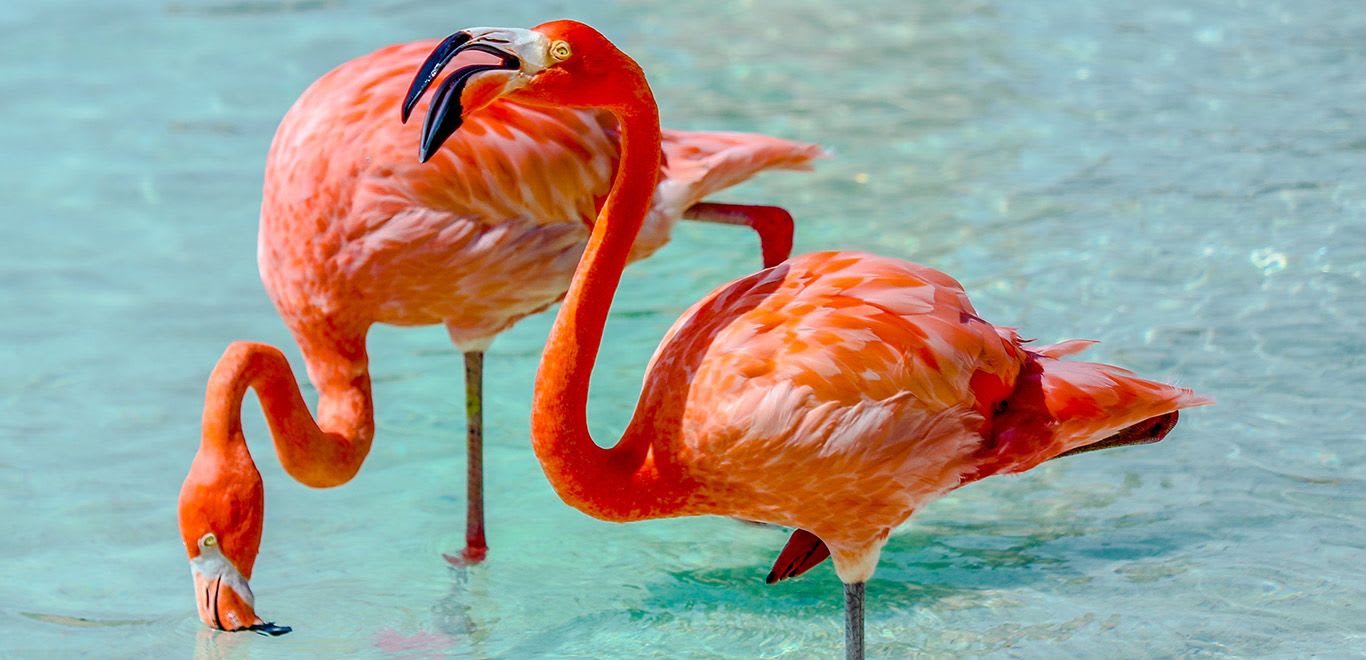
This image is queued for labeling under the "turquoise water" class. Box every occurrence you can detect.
[2,0,1363,656]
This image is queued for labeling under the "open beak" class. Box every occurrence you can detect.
[192,566,290,636]
[401,29,524,162]
[1053,411,1180,460]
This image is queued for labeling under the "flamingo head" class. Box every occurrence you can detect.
[402,20,647,162]
[178,452,290,635]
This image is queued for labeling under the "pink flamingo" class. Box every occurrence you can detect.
[175,38,822,633]
[403,21,1212,658]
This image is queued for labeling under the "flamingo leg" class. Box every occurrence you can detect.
[845,582,865,660]
[447,351,488,565]
[682,202,794,269]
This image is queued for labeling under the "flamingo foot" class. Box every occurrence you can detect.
[443,545,488,567]
[767,528,831,583]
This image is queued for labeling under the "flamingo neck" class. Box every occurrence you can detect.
[179,341,374,575]
[199,340,374,488]
[529,88,691,522]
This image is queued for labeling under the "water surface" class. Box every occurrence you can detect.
[1,0,1363,657]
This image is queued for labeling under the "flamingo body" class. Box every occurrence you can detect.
[636,251,1208,581]
[658,254,1019,566]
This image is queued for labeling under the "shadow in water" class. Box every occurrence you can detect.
[422,508,1207,656]
[634,512,1198,622]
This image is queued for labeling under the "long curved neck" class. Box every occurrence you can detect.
[530,84,690,522]
[179,339,373,577]
[198,340,374,490]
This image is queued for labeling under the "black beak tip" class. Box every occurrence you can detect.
[406,34,517,165]
[418,141,437,164]
[248,622,292,637]
[400,30,474,129]
[418,113,463,163]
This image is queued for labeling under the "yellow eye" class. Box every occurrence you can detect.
[201,533,217,548]
[550,40,572,61]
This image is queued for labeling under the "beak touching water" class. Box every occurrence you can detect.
[401,28,550,162]
[191,546,290,636]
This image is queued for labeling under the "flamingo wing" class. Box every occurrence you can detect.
[656,130,828,216]
[645,252,1028,537]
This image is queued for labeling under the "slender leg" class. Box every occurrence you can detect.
[446,351,487,565]
[845,582,865,660]
[682,202,795,269]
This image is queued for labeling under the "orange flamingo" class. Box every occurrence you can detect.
[404,21,1212,658]
[175,39,822,633]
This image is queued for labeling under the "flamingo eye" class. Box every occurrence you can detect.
[549,40,572,61]
[201,533,218,548]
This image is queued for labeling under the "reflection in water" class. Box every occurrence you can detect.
[372,627,458,658]
[193,626,254,660]
[430,565,484,656]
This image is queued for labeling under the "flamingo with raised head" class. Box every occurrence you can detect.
[403,21,1212,659]
[175,38,823,633]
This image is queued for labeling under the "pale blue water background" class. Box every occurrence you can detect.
[2,0,1363,657]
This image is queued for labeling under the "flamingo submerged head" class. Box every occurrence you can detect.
[178,445,290,636]
[403,20,645,161]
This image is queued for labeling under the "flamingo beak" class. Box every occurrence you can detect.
[1052,411,1180,460]
[401,29,524,162]
[190,561,290,636]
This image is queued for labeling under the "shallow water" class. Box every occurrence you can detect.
[2,0,1363,657]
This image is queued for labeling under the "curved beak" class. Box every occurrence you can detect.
[401,28,542,162]
[191,559,290,636]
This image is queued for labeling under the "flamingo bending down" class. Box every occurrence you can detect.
[176,39,823,633]
[404,21,1212,658]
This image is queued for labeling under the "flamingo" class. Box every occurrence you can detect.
[175,38,823,633]
[403,21,1212,658]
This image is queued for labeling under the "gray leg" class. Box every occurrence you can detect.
[447,351,487,565]
[845,582,865,660]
